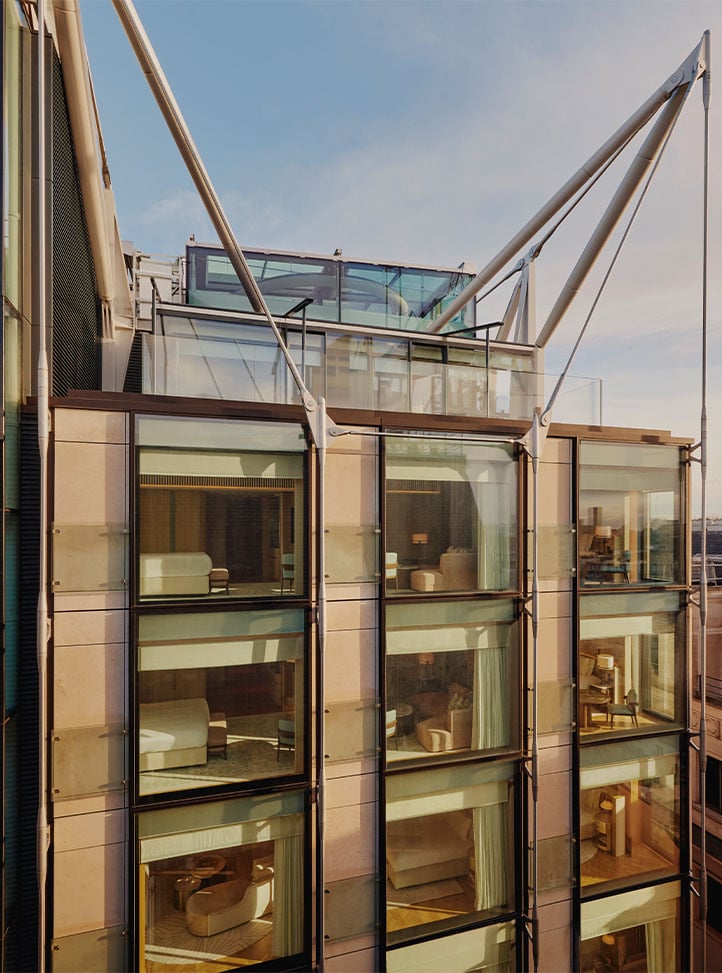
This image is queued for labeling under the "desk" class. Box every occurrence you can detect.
[579,688,609,729]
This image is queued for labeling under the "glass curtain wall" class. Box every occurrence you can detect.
[579,882,680,973]
[136,416,306,601]
[578,592,684,738]
[386,599,518,761]
[579,738,680,895]
[384,437,517,595]
[137,608,305,798]
[385,762,515,944]
[137,792,306,972]
[578,443,683,587]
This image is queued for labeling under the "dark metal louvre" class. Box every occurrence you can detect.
[16,412,40,969]
[122,331,143,393]
[51,49,101,395]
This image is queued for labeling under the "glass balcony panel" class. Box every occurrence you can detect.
[325,524,379,584]
[51,523,128,592]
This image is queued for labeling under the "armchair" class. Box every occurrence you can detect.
[410,550,477,593]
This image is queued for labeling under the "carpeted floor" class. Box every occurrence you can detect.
[140,714,296,795]
[146,908,272,967]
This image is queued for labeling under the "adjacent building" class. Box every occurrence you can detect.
[2,3,698,972]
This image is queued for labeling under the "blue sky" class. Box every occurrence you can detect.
[80,0,722,511]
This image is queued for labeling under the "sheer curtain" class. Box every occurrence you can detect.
[474,481,512,591]
[473,801,508,912]
[472,633,509,751]
[271,833,303,957]
[645,917,676,972]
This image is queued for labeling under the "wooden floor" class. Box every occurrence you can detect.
[581,841,675,888]
[386,879,476,933]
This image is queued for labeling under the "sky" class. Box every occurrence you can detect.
[79,0,722,513]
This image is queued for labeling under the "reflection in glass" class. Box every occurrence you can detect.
[386,762,514,944]
[579,442,683,587]
[139,794,304,971]
[136,417,305,600]
[579,739,680,895]
[578,592,683,738]
[137,610,304,797]
[386,600,517,761]
[385,437,517,595]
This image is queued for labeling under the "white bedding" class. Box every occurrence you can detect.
[139,697,210,754]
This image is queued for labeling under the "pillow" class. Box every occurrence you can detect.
[447,683,471,710]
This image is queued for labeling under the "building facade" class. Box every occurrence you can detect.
[2,4,697,972]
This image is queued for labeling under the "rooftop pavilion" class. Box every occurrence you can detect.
[135,242,601,423]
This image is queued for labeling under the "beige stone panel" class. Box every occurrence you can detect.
[540,438,572,465]
[538,591,572,620]
[537,463,571,525]
[536,615,572,682]
[326,628,376,702]
[54,643,125,729]
[538,897,572,930]
[53,792,127,818]
[53,841,126,937]
[538,884,573,907]
[54,442,127,525]
[53,591,129,613]
[53,610,126,647]
[327,598,377,633]
[325,452,377,526]
[54,409,128,445]
[538,744,572,776]
[538,577,573,594]
[326,772,376,809]
[325,800,376,882]
[325,944,378,970]
[54,810,125,852]
[326,757,379,782]
[326,583,378,602]
[538,732,573,751]
[537,770,571,840]
[537,911,572,972]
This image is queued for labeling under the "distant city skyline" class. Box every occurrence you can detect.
[80,0,722,512]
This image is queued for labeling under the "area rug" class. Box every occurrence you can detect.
[140,714,296,795]
[386,878,463,906]
[146,911,271,966]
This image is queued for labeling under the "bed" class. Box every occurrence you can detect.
[386,812,472,889]
[139,697,210,771]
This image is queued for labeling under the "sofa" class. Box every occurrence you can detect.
[139,552,214,597]
[413,683,473,753]
[186,868,274,937]
[139,697,209,771]
[410,550,477,593]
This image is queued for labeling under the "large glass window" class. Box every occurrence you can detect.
[580,881,680,972]
[386,600,518,762]
[136,417,306,601]
[579,442,683,587]
[386,762,515,944]
[385,437,517,595]
[138,792,305,971]
[137,609,305,798]
[578,592,684,738]
[387,920,517,972]
[579,738,680,895]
